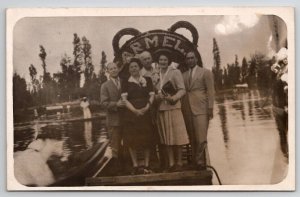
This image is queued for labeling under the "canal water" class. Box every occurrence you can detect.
[208,90,288,185]
[13,90,288,185]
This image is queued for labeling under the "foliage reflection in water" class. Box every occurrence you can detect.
[209,90,288,185]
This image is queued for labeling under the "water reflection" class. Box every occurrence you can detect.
[216,96,229,148]
[14,120,103,155]
[209,90,289,184]
[84,121,93,148]
[13,90,289,185]
[247,92,254,121]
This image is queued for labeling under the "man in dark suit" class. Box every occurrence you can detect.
[100,62,125,161]
[182,51,215,169]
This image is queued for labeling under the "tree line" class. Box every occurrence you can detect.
[13,33,108,110]
[212,38,275,93]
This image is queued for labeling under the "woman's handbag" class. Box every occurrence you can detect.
[161,81,177,96]
[161,81,178,105]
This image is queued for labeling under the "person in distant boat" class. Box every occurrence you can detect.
[181,51,215,170]
[80,97,92,119]
[121,58,157,175]
[34,109,39,118]
[100,62,125,163]
[154,51,189,172]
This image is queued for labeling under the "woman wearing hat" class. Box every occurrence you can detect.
[80,97,92,119]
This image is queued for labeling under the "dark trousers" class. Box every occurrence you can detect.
[107,126,121,158]
[273,107,288,158]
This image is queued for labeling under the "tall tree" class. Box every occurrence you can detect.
[212,38,222,91]
[39,45,52,84]
[72,33,83,90]
[233,54,241,84]
[226,63,235,88]
[99,51,107,84]
[38,45,59,104]
[13,72,31,110]
[28,64,39,94]
[223,68,230,89]
[29,64,37,82]
[82,36,94,85]
[241,57,248,83]
[53,54,73,101]
[246,52,265,89]
[39,45,47,75]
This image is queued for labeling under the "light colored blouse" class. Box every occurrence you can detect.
[156,66,186,111]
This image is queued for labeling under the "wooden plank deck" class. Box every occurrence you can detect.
[85,170,213,186]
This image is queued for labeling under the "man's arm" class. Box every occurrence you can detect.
[171,70,186,101]
[205,70,215,119]
[100,84,118,112]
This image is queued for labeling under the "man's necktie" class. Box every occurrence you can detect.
[115,78,120,90]
[189,68,193,88]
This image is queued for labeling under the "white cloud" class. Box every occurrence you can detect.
[215,15,260,35]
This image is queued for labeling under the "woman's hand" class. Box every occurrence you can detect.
[156,92,164,101]
[123,99,144,116]
[140,103,150,114]
[133,109,144,116]
[164,95,177,105]
[116,99,126,107]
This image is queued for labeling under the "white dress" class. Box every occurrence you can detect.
[80,101,92,119]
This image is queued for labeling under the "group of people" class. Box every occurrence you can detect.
[100,50,215,175]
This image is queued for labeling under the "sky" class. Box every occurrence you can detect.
[13,15,276,83]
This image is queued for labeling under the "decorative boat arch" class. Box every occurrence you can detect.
[112,21,202,72]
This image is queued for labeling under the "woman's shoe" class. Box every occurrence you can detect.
[143,166,153,174]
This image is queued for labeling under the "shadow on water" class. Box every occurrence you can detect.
[247,91,254,121]
[216,95,229,148]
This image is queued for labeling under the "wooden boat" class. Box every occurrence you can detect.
[86,170,213,186]
[49,140,109,186]
[84,144,214,186]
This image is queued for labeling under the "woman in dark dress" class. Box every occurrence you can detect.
[121,58,156,174]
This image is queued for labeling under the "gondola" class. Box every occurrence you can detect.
[49,140,110,186]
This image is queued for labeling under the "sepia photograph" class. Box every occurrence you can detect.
[6,7,295,191]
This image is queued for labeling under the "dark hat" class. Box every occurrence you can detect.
[128,57,143,69]
[153,48,173,64]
